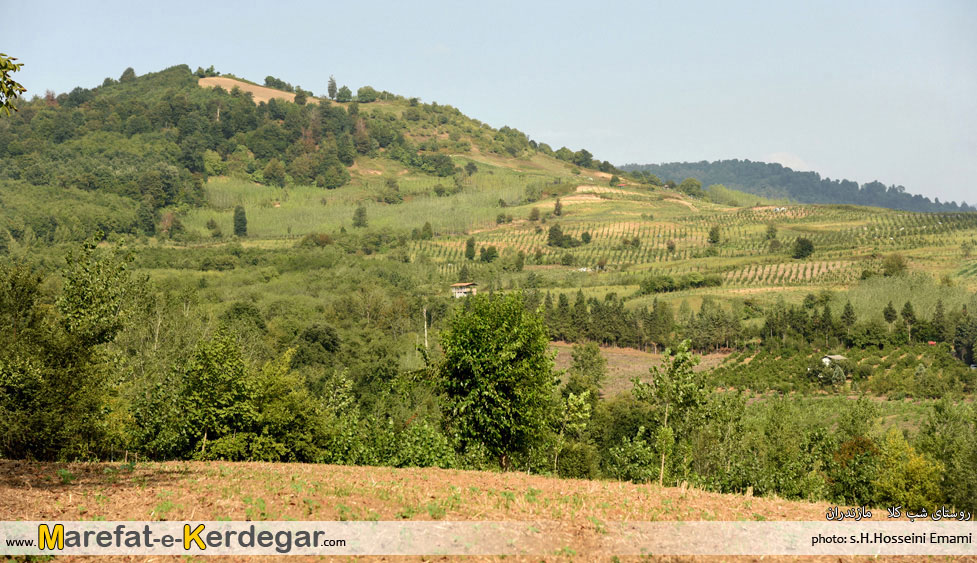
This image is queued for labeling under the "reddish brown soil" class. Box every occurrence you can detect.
[1,461,956,562]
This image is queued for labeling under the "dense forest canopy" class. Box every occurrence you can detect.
[621,160,973,213]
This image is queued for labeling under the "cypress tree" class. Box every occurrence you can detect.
[841,301,857,341]
[882,301,897,331]
[352,205,367,228]
[902,301,916,341]
[233,205,247,237]
[327,75,337,100]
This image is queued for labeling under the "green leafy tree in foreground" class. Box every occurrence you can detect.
[0,234,134,460]
[180,327,256,456]
[0,53,27,116]
[632,340,705,486]
[233,205,247,237]
[439,292,555,470]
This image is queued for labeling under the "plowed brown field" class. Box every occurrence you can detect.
[0,461,950,561]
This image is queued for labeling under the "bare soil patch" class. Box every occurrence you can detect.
[0,460,930,561]
[198,77,321,105]
[551,342,729,396]
[0,459,826,524]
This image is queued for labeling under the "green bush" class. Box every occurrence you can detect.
[557,442,599,479]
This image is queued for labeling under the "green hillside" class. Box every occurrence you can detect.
[623,159,974,213]
[2,64,977,513]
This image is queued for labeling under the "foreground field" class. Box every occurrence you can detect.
[0,460,826,523]
[10,461,967,561]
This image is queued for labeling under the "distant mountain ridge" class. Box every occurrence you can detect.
[620,160,973,213]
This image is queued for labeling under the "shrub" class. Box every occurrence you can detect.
[557,442,599,479]
[792,238,814,259]
[607,427,658,483]
[873,429,944,511]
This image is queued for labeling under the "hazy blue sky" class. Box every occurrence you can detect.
[6,0,976,203]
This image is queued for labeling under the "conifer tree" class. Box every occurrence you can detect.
[352,205,367,228]
[902,301,916,342]
[883,301,897,331]
[327,75,337,100]
[841,301,857,341]
[233,205,247,237]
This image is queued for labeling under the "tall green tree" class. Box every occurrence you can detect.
[465,237,476,260]
[841,301,857,341]
[883,301,897,332]
[568,341,606,391]
[327,75,337,100]
[180,327,256,456]
[902,301,916,342]
[0,235,135,460]
[233,205,247,237]
[439,293,555,470]
[632,340,705,486]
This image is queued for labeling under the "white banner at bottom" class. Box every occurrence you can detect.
[0,521,974,556]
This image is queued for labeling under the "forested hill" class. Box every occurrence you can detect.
[0,64,616,244]
[620,160,973,213]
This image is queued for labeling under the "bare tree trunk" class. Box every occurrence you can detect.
[659,403,669,487]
